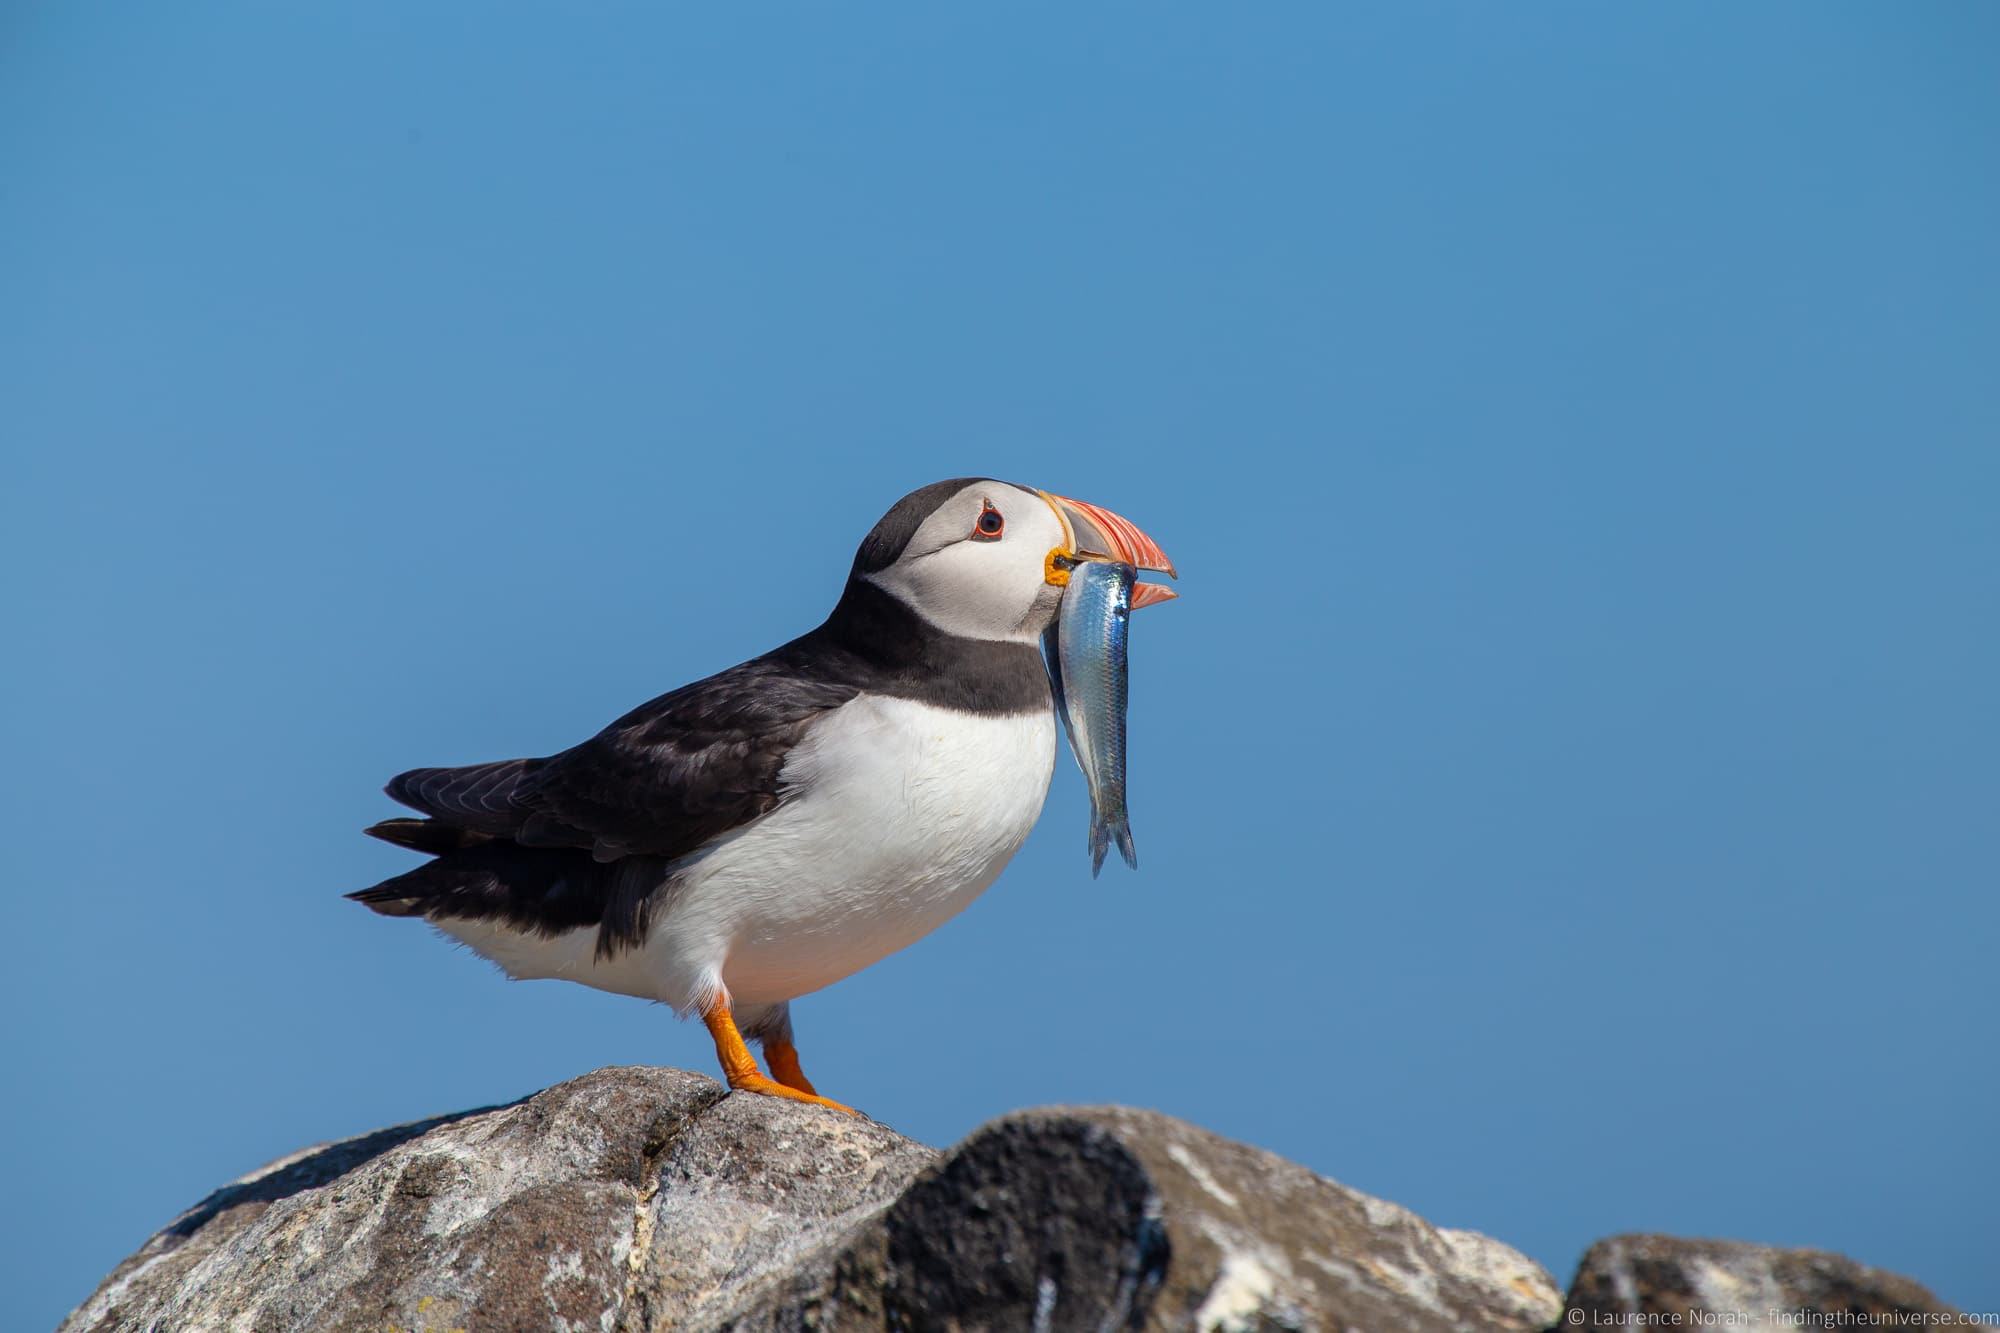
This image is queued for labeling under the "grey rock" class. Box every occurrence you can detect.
[1564,1233,1959,1329]
[63,1066,1561,1331]
[62,1067,931,1333]
[617,1086,938,1329]
[844,1106,1564,1332]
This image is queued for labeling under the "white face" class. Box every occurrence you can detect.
[863,481,1069,643]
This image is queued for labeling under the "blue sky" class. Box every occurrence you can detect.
[5,4,1996,1326]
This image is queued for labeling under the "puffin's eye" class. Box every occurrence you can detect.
[971,504,1005,540]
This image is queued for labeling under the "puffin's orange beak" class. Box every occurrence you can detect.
[1038,491,1179,607]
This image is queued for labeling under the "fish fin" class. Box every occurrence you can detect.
[1088,815,1109,878]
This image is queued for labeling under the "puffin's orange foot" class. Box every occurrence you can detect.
[724,1071,860,1116]
[763,1037,819,1096]
[702,998,861,1116]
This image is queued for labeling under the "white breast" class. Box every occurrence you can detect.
[438,695,1056,1013]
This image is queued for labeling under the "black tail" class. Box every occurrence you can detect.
[346,840,652,948]
[345,881,431,917]
[363,817,492,854]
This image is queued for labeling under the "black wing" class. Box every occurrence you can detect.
[384,758,546,836]
[379,650,861,866]
[357,648,862,957]
[526,656,861,862]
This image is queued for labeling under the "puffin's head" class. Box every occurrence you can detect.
[853,478,1176,642]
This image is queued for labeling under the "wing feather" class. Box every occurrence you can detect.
[385,758,544,833]
[531,663,859,860]
[379,650,861,867]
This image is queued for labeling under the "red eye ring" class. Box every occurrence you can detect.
[971,503,1005,540]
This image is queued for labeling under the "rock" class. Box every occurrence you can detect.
[857,1107,1564,1332]
[62,1064,1563,1331]
[62,1068,932,1333]
[1564,1234,1960,1328]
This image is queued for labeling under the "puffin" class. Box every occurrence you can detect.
[349,479,1175,1115]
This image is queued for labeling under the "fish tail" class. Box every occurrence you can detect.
[1109,813,1137,870]
[1088,811,1135,877]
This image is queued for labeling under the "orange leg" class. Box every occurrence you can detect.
[702,999,858,1116]
[762,1037,818,1097]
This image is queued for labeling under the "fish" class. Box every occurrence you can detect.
[1043,557,1139,875]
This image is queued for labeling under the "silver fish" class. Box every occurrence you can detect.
[1044,558,1138,875]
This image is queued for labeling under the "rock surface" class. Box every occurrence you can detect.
[63,1065,1561,1331]
[1564,1233,1962,1329]
[67,1067,1964,1332]
[62,1068,931,1333]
